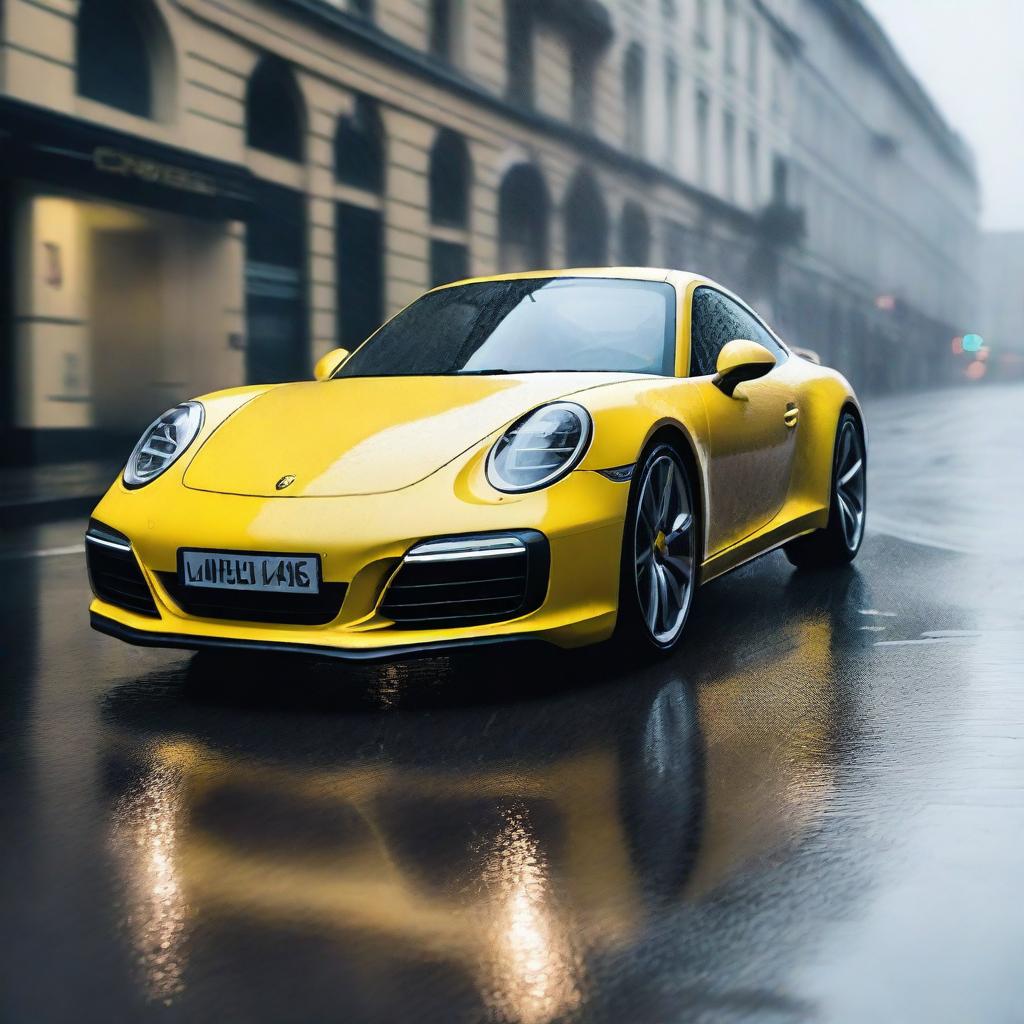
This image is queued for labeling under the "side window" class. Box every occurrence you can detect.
[689,288,734,375]
[689,287,786,375]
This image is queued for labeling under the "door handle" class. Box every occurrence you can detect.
[784,404,799,428]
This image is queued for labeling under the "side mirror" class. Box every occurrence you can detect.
[792,345,822,365]
[313,347,350,381]
[713,339,776,397]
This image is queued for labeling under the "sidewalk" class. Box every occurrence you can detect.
[0,459,120,528]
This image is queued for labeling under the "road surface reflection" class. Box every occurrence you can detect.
[98,565,872,1018]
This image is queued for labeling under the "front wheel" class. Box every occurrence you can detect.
[785,411,866,568]
[613,444,699,654]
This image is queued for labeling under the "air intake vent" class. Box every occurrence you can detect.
[86,521,159,617]
[380,531,549,629]
[157,575,348,626]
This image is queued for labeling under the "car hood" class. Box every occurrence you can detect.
[183,373,640,497]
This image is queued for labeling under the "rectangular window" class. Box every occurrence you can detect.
[430,239,469,288]
[696,90,710,187]
[724,0,737,73]
[665,55,679,170]
[746,16,758,92]
[506,0,534,106]
[571,50,595,130]
[747,129,759,206]
[336,202,384,349]
[723,111,736,200]
[695,0,710,48]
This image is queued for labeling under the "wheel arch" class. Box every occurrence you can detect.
[636,422,707,567]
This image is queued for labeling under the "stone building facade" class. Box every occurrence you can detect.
[0,0,979,461]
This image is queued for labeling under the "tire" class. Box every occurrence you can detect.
[613,442,700,654]
[785,411,866,569]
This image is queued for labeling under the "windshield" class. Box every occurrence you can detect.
[336,277,677,377]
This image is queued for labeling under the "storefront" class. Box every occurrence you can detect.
[1,96,308,464]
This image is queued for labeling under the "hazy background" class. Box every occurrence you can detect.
[863,0,1024,230]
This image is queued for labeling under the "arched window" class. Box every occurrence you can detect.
[623,43,646,155]
[619,202,651,266]
[429,129,471,228]
[564,169,608,266]
[76,0,172,119]
[246,56,305,163]
[498,163,549,272]
[335,95,386,194]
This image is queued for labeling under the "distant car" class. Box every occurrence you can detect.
[88,269,866,660]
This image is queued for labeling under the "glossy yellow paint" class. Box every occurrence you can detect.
[89,268,861,657]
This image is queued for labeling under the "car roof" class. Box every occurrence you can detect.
[429,267,710,291]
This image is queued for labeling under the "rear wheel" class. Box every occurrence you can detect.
[785,411,866,568]
[614,444,698,654]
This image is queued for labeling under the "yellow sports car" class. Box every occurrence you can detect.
[88,268,866,659]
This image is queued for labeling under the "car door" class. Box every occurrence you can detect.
[688,286,799,556]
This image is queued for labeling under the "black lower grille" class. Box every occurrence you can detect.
[380,531,549,629]
[157,574,348,626]
[86,523,159,617]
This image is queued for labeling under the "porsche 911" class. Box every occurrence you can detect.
[87,268,866,659]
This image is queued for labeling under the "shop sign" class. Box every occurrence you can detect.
[93,146,218,197]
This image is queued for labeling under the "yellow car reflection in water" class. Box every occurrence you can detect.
[104,606,845,1012]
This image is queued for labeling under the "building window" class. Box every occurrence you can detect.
[746,15,759,93]
[506,0,534,106]
[429,129,471,284]
[724,0,737,73]
[564,170,609,266]
[747,129,759,206]
[695,0,710,48]
[695,89,710,187]
[772,154,788,204]
[619,202,651,265]
[246,57,305,163]
[429,129,471,228]
[723,110,736,200]
[76,0,164,119]
[624,43,646,156]
[498,163,549,271]
[336,203,384,349]
[430,239,469,288]
[771,46,784,112]
[571,48,595,130]
[430,0,464,63]
[335,95,385,193]
[664,55,679,170]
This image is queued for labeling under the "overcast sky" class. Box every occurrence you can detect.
[861,0,1024,232]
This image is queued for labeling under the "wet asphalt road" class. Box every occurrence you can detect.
[2,384,1023,1024]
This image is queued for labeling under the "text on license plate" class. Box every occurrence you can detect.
[180,550,320,594]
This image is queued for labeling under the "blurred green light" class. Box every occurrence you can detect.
[963,333,984,352]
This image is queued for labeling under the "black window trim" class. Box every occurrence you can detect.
[687,282,790,378]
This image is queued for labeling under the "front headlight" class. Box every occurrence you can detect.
[123,402,205,488]
[486,402,592,493]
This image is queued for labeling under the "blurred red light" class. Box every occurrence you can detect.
[966,360,987,380]
[951,336,964,354]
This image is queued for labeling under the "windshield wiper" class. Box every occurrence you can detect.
[457,368,516,375]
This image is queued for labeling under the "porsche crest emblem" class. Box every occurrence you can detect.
[275,475,296,491]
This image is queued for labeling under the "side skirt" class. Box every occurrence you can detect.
[698,507,826,584]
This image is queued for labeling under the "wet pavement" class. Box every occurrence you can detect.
[1,383,1022,1023]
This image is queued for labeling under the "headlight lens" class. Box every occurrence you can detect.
[123,402,204,488]
[486,402,592,493]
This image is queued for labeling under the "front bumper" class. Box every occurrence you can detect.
[87,455,630,657]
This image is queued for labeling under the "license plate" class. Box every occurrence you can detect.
[180,550,320,594]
